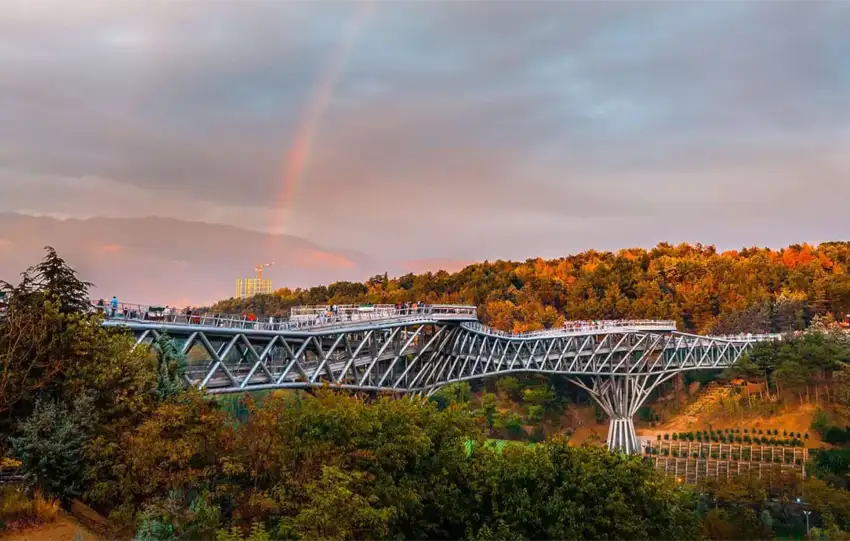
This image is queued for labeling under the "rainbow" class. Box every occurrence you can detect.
[268,0,374,238]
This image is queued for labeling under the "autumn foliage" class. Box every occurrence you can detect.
[213,242,850,334]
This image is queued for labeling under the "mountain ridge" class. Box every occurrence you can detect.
[0,213,471,305]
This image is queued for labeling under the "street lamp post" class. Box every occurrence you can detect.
[797,497,812,538]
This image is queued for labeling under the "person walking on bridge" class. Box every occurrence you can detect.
[110,296,118,318]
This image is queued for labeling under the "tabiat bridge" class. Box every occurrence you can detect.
[100,302,779,454]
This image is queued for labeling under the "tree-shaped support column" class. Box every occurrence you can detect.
[569,372,677,454]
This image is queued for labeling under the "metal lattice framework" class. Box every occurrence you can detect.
[104,305,778,454]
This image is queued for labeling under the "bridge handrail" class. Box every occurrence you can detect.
[708,333,783,342]
[93,301,477,331]
[462,319,677,338]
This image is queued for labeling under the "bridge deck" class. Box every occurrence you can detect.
[100,301,710,340]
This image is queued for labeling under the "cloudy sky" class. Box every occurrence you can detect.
[2,0,850,265]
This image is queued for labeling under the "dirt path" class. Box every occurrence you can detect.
[1,515,101,541]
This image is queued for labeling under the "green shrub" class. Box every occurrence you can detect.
[502,412,524,438]
[529,426,546,443]
[217,521,272,541]
[527,405,545,423]
[823,426,850,445]
[136,517,178,541]
[812,409,830,435]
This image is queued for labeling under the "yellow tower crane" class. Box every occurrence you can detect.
[255,262,274,280]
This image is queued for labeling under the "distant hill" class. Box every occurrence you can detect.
[211,241,850,334]
[0,213,463,306]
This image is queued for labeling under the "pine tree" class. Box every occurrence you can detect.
[29,246,93,314]
[11,394,94,501]
[154,333,188,402]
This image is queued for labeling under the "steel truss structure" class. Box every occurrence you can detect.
[106,312,777,454]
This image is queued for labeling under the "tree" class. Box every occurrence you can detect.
[135,490,222,541]
[527,405,545,423]
[1,246,92,315]
[291,466,394,541]
[153,334,188,403]
[460,439,700,540]
[480,392,498,428]
[0,247,100,445]
[496,377,522,402]
[11,395,94,502]
[0,298,66,427]
[835,364,850,407]
[110,391,228,520]
[217,521,271,541]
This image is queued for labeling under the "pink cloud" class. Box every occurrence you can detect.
[295,249,357,269]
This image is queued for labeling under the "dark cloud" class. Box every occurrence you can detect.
[1,0,849,264]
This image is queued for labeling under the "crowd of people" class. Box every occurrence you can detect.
[92,300,468,333]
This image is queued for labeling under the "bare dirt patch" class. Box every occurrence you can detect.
[1,515,100,541]
[637,401,824,448]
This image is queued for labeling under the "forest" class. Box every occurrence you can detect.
[2,246,850,540]
[212,242,850,335]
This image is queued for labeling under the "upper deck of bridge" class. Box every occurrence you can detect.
[98,302,477,333]
[96,301,779,342]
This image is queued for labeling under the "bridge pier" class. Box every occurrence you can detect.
[608,418,639,455]
[570,372,677,455]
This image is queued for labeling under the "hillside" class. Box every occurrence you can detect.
[214,241,850,334]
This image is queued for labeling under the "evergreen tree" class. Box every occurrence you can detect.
[153,333,188,402]
[29,246,93,314]
[11,394,94,502]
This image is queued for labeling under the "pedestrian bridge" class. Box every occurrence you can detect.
[101,301,779,454]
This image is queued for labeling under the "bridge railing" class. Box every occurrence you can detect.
[463,319,677,339]
[708,333,783,342]
[94,301,477,331]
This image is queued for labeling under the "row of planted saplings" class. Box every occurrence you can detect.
[645,446,805,465]
[656,427,809,447]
